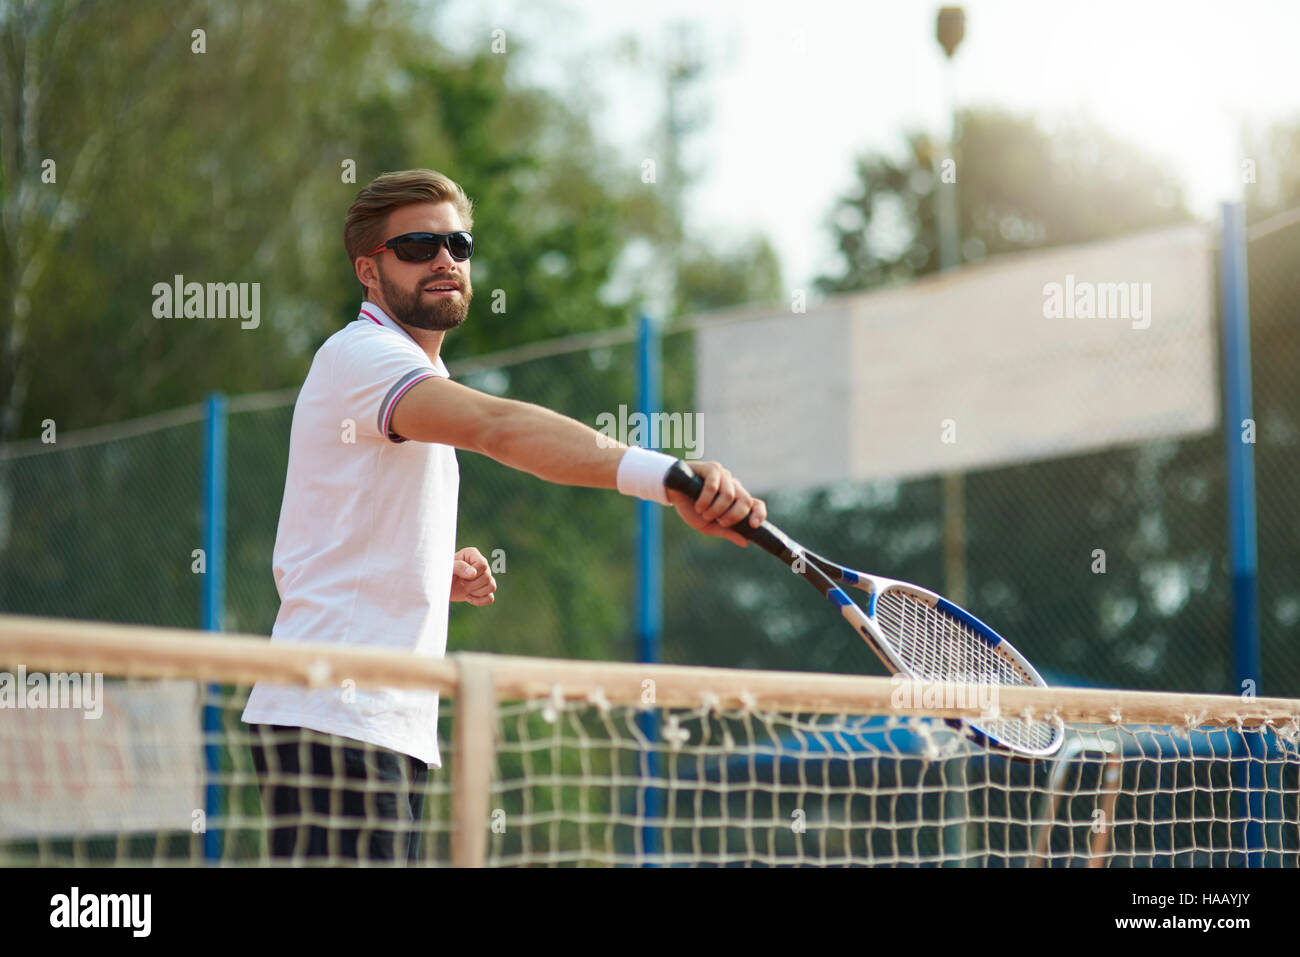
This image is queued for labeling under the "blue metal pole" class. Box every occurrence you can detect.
[1220,201,1263,865]
[635,314,664,864]
[201,393,227,863]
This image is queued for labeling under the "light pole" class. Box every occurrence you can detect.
[935,6,966,610]
[936,7,965,273]
[935,5,968,869]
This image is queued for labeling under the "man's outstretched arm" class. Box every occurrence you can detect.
[389,376,766,545]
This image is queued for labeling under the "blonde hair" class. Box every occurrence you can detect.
[344,169,475,269]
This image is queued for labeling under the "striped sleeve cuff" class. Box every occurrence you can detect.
[379,370,439,442]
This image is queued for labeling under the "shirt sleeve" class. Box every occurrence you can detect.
[330,328,444,443]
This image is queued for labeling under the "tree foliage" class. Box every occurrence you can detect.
[817,109,1191,294]
[0,0,669,443]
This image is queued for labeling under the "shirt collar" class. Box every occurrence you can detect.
[358,300,401,332]
[358,301,448,375]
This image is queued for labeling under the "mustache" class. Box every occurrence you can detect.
[420,277,466,291]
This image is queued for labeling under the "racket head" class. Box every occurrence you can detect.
[847,574,1064,759]
[660,463,1062,758]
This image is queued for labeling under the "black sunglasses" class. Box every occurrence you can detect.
[369,230,474,263]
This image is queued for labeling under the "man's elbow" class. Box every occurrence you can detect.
[473,407,513,460]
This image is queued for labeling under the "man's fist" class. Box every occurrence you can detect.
[665,460,767,548]
[450,546,497,605]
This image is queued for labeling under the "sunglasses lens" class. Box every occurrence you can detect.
[392,240,438,262]
[447,232,473,260]
[385,233,473,262]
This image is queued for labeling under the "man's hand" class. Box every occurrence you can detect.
[665,460,767,547]
[450,546,497,605]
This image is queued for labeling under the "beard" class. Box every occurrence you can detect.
[378,264,473,331]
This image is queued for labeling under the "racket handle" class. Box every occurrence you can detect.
[663,461,788,556]
[665,462,850,598]
[663,459,707,498]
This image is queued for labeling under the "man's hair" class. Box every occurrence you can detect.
[344,169,475,270]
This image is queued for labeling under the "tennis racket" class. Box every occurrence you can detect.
[665,461,1063,759]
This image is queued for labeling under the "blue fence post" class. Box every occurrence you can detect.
[201,392,227,863]
[1220,201,1263,865]
[635,314,664,864]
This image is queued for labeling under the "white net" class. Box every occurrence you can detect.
[1,615,1297,867]
[489,699,1300,866]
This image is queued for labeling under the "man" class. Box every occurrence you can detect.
[241,169,766,864]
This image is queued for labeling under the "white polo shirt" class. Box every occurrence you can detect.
[241,301,459,766]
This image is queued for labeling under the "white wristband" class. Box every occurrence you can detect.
[616,447,678,505]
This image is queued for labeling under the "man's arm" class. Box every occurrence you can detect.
[391,376,624,487]
[389,376,767,544]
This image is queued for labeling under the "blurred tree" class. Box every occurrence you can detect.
[0,0,670,442]
[1242,118,1300,223]
[1,0,379,440]
[672,236,782,317]
[817,109,1191,294]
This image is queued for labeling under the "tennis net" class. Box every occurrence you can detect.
[1,614,1297,867]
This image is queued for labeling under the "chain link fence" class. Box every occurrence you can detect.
[0,408,204,628]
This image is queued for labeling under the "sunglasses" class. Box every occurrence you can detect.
[368,230,474,263]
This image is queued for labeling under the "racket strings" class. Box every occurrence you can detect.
[874,589,1060,753]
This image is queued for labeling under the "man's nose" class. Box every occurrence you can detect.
[428,246,457,269]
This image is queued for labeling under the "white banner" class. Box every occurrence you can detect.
[0,679,204,837]
[696,224,1218,492]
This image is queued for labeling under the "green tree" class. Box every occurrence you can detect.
[673,236,782,317]
[817,109,1190,294]
[0,0,670,440]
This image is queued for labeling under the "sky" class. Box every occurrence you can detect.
[439,0,1300,292]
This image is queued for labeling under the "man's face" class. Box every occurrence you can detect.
[368,201,473,331]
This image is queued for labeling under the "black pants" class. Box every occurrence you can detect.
[248,724,429,865]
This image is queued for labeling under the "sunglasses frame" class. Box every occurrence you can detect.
[368,230,474,263]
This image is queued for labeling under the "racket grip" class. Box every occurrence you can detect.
[664,463,847,599]
[663,460,706,498]
[663,461,778,551]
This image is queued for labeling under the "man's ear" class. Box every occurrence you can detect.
[354,255,375,290]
